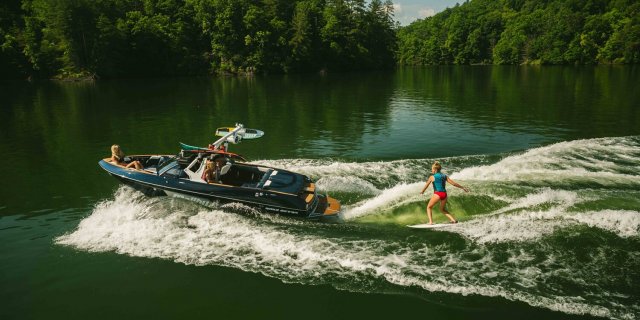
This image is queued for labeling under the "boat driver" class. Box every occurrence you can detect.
[203,160,220,183]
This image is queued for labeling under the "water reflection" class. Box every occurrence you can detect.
[395,66,640,137]
[203,72,396,159]
[387,66,640,157]
[0,66,639,214]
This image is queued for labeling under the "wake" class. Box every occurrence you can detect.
[57,136,640,319]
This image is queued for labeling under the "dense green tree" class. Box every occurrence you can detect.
[364,0,397,68]
[12,0,210,79]
[289,0,323,72]
[398,0,639,66]
[0,0,30,79]
[9,0,637,79]
[1,0,397,79]
[321,0,362,69]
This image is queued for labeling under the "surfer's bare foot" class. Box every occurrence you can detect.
[450,220,458,224]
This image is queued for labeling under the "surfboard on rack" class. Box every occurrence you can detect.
[215,127,264,140]
[179,142,208,151]
[179,124,265,152]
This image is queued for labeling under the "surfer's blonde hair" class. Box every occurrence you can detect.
[432,161,442,172]
[111,144,124,160]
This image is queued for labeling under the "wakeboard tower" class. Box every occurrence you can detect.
[180,124,264,153]
[99,124,341,219]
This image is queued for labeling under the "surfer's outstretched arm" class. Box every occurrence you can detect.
[447,177,469,192]
[420,176,434,194]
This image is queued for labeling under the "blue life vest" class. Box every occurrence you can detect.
[433,172,447,192]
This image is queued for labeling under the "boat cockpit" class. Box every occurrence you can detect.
[181,155,305,192]
[136,153,307,195]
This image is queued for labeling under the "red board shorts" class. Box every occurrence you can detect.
[434,191,448,200]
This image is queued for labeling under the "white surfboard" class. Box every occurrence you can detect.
[215,127,264,140]
[407,223,459,229]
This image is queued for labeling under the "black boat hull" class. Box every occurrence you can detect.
[99,159,340,219]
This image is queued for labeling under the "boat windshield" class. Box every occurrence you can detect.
[157,157,179,176]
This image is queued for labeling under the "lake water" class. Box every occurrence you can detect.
[1,66,639,319]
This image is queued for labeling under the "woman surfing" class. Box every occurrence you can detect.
[420,161,469,224]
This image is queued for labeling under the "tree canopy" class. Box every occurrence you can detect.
[397,0,640,65]
[1,0,397,79]
[1,0,638,80]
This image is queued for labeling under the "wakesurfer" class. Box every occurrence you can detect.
[420,161,469,224]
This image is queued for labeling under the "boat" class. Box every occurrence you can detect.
[99,124,341,219]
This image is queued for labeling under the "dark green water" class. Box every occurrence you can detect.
[1,66,639,320]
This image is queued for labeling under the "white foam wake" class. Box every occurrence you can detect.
[254,137,640,192]
[441,188,639,244]
[57,136,640,320]
[454,136,640,185]
[569,210,640,238]
[343,182,422,219]
[56,186,639,320]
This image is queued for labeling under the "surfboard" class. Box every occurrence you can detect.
[179,142,208,151]
[407,223,459,229]
[215,127,264,139]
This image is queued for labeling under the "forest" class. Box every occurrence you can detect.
[0,0,397,79]
[398,0,640,65]
[1,0,638,80]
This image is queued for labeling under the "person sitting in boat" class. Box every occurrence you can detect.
[207,143,226,152]
[203,160,219,183]
[209,143,227,152]
[110,144,143,170]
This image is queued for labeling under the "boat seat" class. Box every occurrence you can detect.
[220,163,232,176]
[184,159,206,182]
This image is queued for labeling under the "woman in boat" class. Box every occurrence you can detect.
[110,144,143,170]
[420,161,469,224]
[203,160,218,183]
